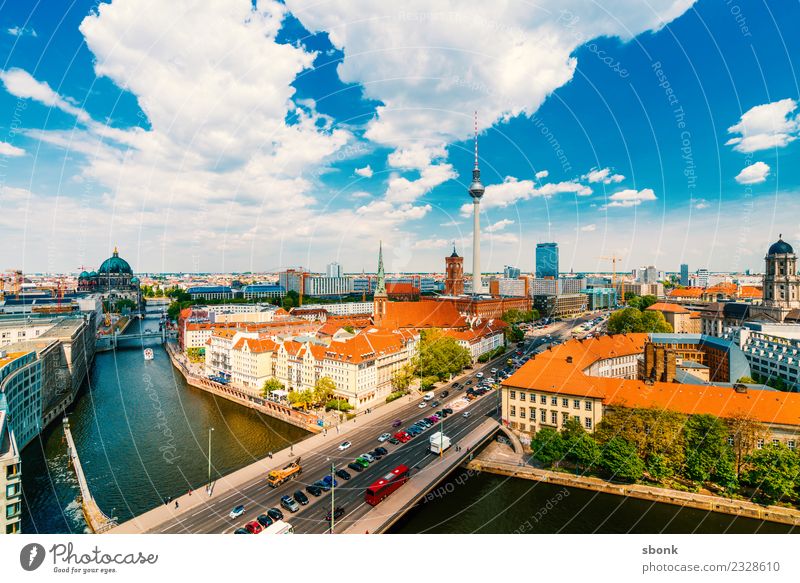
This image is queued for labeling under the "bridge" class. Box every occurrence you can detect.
[63,417,117,533]
[95,327,168,351]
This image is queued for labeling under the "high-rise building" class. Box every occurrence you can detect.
[468,112,485,294]
[445,245,465,296]
[695,268,710,288]
[645,266,658,284]
[503,265,521,279]
[535,243,559,278]
[680,263,689,286]
[325,262,342,278]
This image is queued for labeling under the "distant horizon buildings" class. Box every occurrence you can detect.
[325,262,342,278]
[535,243,559,279]
[680,263,689,286]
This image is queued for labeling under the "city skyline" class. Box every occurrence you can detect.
[2,1,800,275]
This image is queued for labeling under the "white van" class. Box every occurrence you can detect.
[423,391,434,401]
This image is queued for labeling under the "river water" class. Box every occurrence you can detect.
[20,316,308,533]
[19,316,797,534]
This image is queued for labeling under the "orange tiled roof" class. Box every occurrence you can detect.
[668,287,704,298]
[739,285,763,299]
[646,302,690,314]
[317,316,372,337]
[503,334,800,426]
[379,300,467,329]
[233,338,278,353]
[386,282,418,295]
[320,327,418,364]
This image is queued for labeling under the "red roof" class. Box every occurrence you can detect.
[378,300,466,329]
[646,302,690,314]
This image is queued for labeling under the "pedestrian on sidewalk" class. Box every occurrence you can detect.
[188,489,192,496]
[175,500,179,509]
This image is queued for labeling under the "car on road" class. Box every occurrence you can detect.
[387,437,400,445]
[476,372,484,378]
[378,432,392,442]
[443,407,453,414]
[256,513,274,528]
[338,441,352,451]
[490,368,497,374]
[465,379,473,385]
[375,446,388,456]
[233,528,250,534]
[326,507,346,522]
[322,475,338,488]
[229,505,246,519]
[347,462,364,473]
[315,480,331,492]
[439,390,449,398]
[293,490,309,506]
[371,448,384,459]
[418,402,428,408]
[280,495,300,513]
[244,520,263,534]
[463,411,471,418]
[267,507,284,521]
[395,431,411,443]
[360,452,375,463]
[335,468,351,481]
[355,457,370,468]
[430,400,440,407]
[306,484,323,497]
[392,419,403,428]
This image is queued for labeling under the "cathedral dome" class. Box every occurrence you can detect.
[98,248,133,275]
[79,271,89,279]
[768,237,794,256]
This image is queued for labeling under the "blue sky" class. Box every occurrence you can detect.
[0,0,799,275]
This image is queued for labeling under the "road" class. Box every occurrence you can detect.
[151,314,595,534]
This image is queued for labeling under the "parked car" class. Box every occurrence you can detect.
[395,431,411,443]
[335,468,351,481]
[371,448,384,459]
[430,400,440,407]
[387,437,400,445]
[465,379,473,385]
[267,507,284,521]
[375,447,388,456]
[233,528,250,534]
[443,407,453,414]
[392,419,403,428]
[347,462,364,473]
[245,520,263,534]
[306,484,323,497]
[256,514,274,528]
[293,490,309,506]
[378,432,392,442]
[315,480,331,492]
[418,402,428,409]
[338,441,352,451]
[360,453,375,463]
[229,505,246,519]
[280,495,300,513]
[355,457,370,468]
[322,475,338,489]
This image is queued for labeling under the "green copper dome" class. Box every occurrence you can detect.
[79,271,89,279]
[98,247,133,275]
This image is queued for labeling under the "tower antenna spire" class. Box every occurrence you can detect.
[473,110,479,170]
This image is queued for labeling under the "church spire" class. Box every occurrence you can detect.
[376,240,386,295]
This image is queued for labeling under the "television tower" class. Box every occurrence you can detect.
[469,111,485,294]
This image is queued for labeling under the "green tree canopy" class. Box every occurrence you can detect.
[313,376,337,405]
[501,309,539,324]
[683,414,737,487]
[744,443,800,503]
[261,377,285,398]
[416,328,472,380]
[600,437,645,482]
[607,307,672,334]
[530,427,566,467]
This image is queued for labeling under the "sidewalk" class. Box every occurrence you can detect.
[109,385,418,533]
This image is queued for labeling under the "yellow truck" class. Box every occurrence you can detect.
[267,459,302,488]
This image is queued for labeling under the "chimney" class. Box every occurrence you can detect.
[566,356,573,364]
[733,383,748,394]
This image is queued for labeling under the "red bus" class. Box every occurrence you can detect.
[364,464,410,506]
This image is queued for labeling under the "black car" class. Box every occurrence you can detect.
[347,462,364,473]
[335,468,351,481]
[465,379,473,385]
[306,484,323,496]
[452,382,460,388]
[326,506,346,522]
[293,490,309,506]
[234,528,250,534]
[375,446,388,456]
[387,437,400,445]
[443,407,453,414]
[256,513,274,528]
[371,448,384,459]
[439,390,449,398]
[430,400,440,407]
[267,507,284,521]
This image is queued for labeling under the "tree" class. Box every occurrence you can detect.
[728,413,770,479]
[391,363,415,391]
[607,308,672,334]
[736,376,756,384]
[416,329,472,380]
[313,376,336,405]
[505,325,525,343]
[261,377,284,399]
[600,437,645,482]
[325,399,353,412]
[530,427,566,467]
[501,309,538,325]
[561,418,601,470]
[744,444,800,503]
[683,414,737,487]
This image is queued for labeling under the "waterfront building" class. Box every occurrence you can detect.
[0,396,21,533]
[76,248,141,305]
[645,302,701,333]
[230,338,278,395]
[241,284,284,300]
[501,334,800,446]
[535,243,559,278]
[0,349,41,451]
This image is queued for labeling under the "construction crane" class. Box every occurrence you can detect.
[598,254,624,296]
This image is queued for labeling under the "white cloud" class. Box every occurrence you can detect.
[693,199,710,210]
[285,0,695,169]
[0,141,25,157]
[7,26,37,37]
[459,176,592,215]
[535,169,549,180]
[354,165,373,178]
[583,167,625,184]
[384,163,456,204]
[580,224,597,232]
[350,190,371,199]
[0,68,90,123]
[440,219,461,227]
[412,238,451,250]
[735,161,771,185]
[726,99,799,153]
[486,218,514,233]
[603,188,657,209]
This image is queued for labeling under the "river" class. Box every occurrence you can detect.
[20,316,308,533]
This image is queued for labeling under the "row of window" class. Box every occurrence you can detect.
[509,405,593,429]
[509,390,592,411]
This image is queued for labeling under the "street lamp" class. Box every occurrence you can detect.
[327,458,336,534]
[207,427,215,485]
